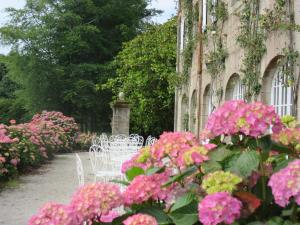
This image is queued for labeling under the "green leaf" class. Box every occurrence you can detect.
[273,157,294,172]
[229,151,259,178]
[201,161,222,174]
[171,192,196,212]
[169,201,199,225]
[208,146,233,162]
[138,206,172,225]
[266,216,284,225]
[258,135,272,152]
[247,222,264,225]
[271,142,293,154]
[163,166,197,187]
[109,179,130,186]
[125,167,145,181]
[146,167,165,176]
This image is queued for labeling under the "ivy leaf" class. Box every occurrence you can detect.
[125,167,145,181]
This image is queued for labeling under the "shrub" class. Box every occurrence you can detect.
[28,101,300,225]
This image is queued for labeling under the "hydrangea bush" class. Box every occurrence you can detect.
[0,111,78,181]
[29,101,300,225]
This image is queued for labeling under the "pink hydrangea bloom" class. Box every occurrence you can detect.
[70,183,123,223]
[204,100,283,138]
[198,192,242,225]
[272,127,300,150]
[99,210,119,223]
[121,153,152,174]
[268,159,300,207]
[28,202,77,225]
[0,125,17,143]
[150,132,199,168]
[123,214,158,225]
[124,172,170,205]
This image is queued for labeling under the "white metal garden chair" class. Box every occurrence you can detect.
[75,153,84,186]
[145,135,157,146]
[89,145,122,182]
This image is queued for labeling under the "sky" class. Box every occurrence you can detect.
[0,0,177,55]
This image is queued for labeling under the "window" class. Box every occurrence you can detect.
[225,74,244,100]
[271,67,293,116]
[202,85,213,128]
[211,0,218,23]
[232,79,245,100]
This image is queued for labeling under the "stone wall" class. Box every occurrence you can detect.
[175,0,300,135]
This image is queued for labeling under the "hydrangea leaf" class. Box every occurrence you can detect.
[170,192,196,212]
[229,151,259,178]
[169,201,199,225]
[208,146,233,162]
[125,167,145,181]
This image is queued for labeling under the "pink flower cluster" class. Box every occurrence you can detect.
[0,124,17,144]
[1,111,79,180]
[268,159,300,207]
[28,202,77,225]
[272,127,300,151]
[198,192,242,225]
[29,183,123,224]
[124,172,170,205]
[121,152,152,174]
[203,100,283,138]
[123,214,158,225]
[150,132,201,168]
[70,183,123,222]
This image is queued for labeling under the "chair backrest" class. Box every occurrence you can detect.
[75,153,84,186]
[145,136,157,146]
[92,136,101,146]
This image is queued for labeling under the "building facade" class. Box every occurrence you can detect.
[174,0,300,136]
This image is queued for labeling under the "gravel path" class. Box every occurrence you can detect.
[0,152,94,225]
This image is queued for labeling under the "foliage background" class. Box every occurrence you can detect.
[0,0,160,132]
[105,18,178,137]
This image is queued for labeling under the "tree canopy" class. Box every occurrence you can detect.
[0,0,156,132]
[105,18,178,136]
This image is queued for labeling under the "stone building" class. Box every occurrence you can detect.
[174,0,300,136]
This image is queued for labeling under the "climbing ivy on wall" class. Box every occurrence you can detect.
[181,0,198,80]
[237,0,266,100]
[205,0,228,108]
[237,0,300,101]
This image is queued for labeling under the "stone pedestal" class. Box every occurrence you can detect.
[111,101,130,135]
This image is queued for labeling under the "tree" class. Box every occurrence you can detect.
[0,55,28,124]
[0,0,156,132]
[105,18,178,136]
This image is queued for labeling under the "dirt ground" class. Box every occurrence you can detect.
[0,152,94,225]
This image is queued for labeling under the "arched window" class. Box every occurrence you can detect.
[271,66,293,116]
[225,74,244,100]
[202,85,213,128]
